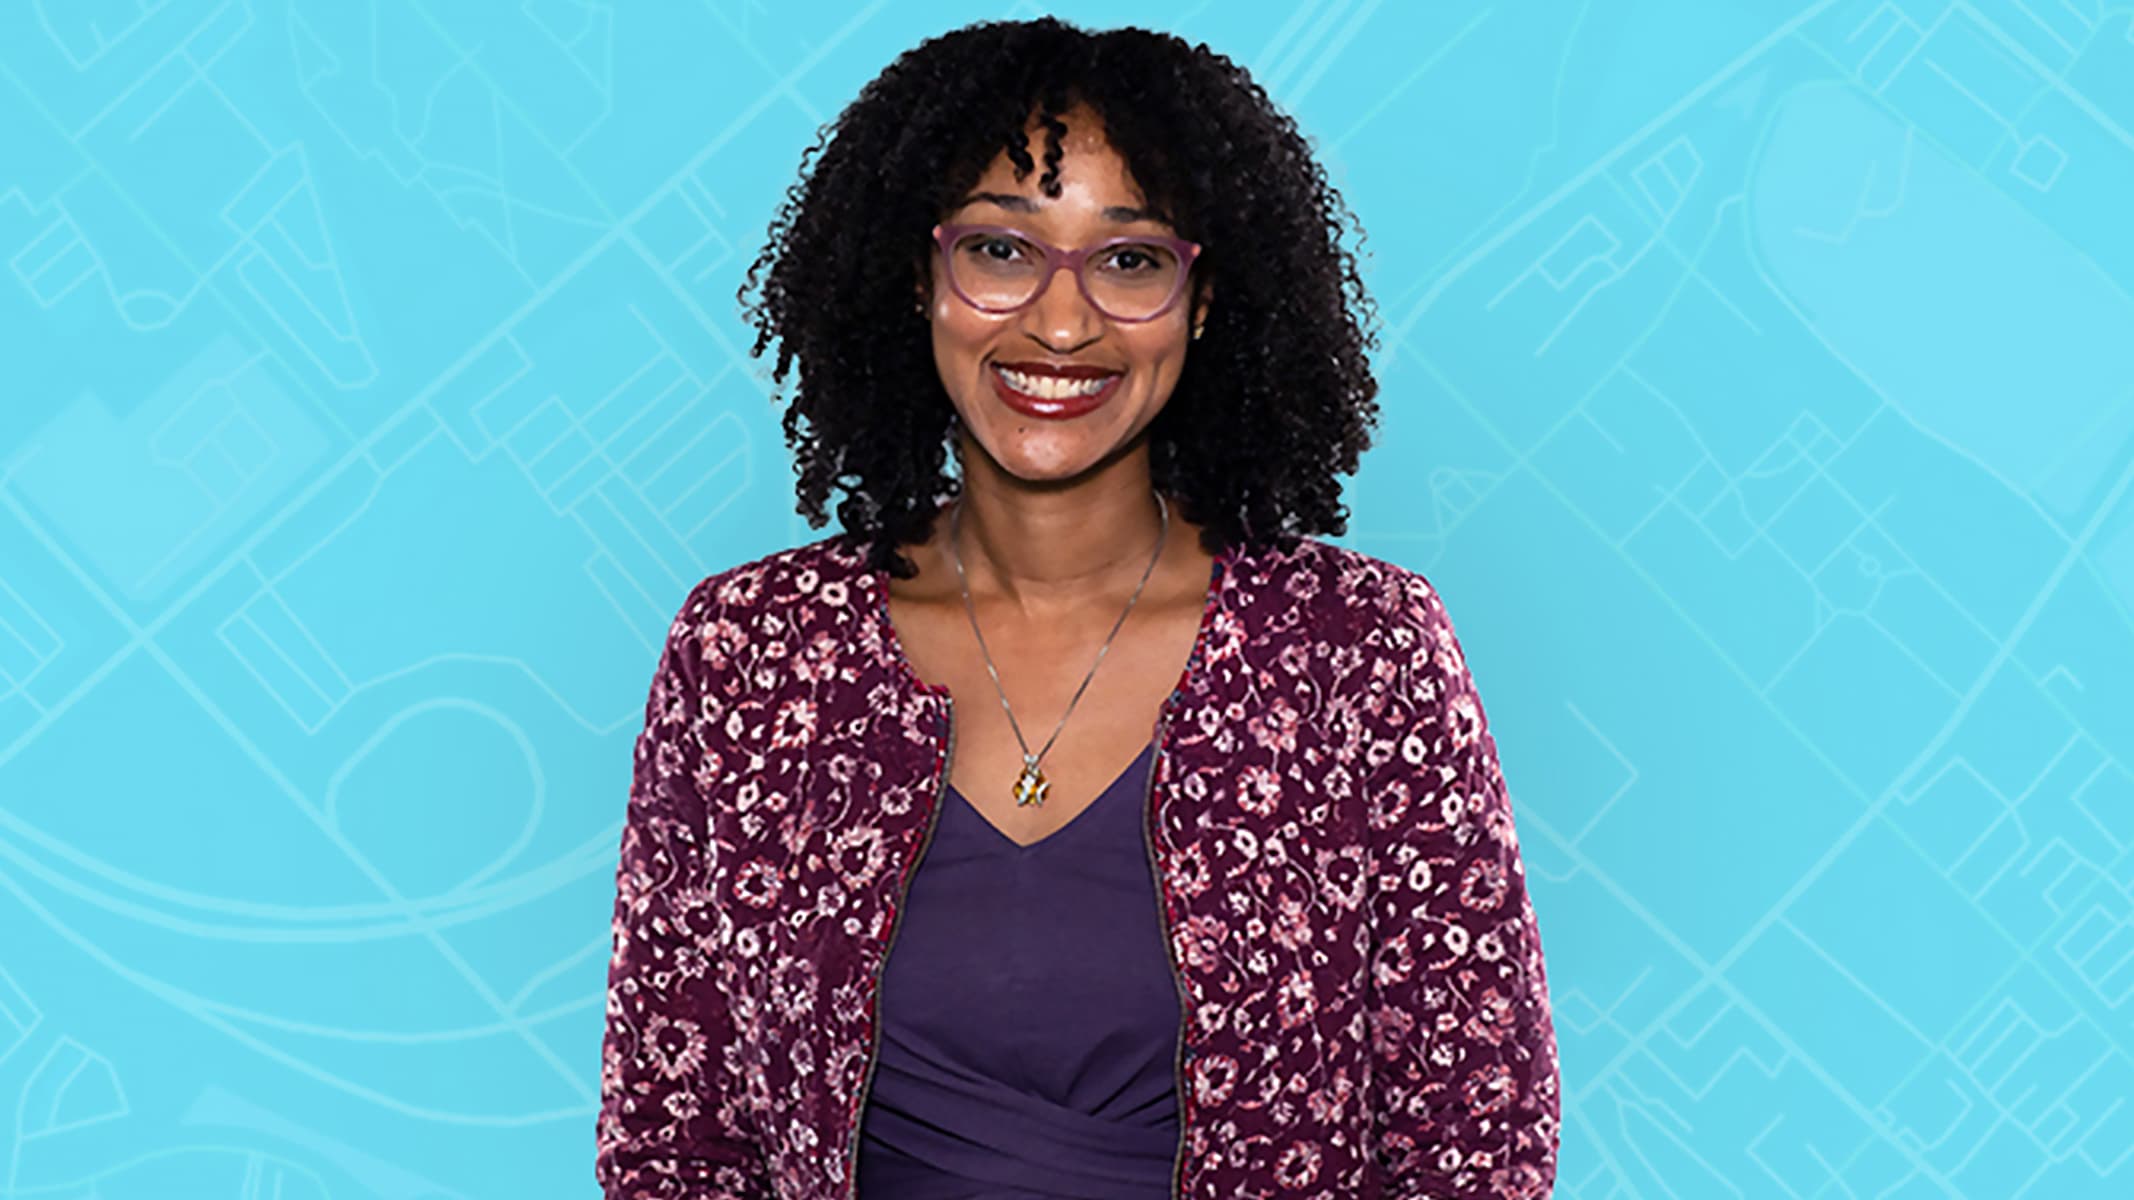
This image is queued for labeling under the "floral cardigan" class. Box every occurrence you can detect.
[597,529,1561,1198]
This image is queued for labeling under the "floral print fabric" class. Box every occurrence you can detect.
[597,530,1560,1198]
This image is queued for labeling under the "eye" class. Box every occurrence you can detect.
[1097,243,1175,274]
[960,234,1028,262]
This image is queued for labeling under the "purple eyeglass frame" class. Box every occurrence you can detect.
[931,222,1204,323]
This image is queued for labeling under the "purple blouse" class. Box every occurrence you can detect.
[854,739,1181,1197]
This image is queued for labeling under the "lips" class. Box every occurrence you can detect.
[989,362,1124,419]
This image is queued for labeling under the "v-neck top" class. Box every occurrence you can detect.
[853,739,1182,1198]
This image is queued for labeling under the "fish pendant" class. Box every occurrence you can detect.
[1013,757,1050,807]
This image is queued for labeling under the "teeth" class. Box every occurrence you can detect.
[996,365,1116,399]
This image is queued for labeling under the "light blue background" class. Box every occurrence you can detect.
[3,1,2129,1196]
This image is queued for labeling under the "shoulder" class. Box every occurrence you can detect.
[647,532,880,712]
[669,530,872,629]
[1229,533,1454,655]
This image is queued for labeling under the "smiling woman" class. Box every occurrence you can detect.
[924,106,1207,464]
[733,17,1381,576]
[597,14,1562,1200]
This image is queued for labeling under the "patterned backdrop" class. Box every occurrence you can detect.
[2,1,2129,1196]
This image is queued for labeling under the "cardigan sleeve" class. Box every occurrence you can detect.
[596,577,773,1199]
[1367,576,1562,1198]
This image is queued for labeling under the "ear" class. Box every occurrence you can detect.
[1192,279,1215,329]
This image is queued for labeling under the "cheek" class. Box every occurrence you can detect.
[928,314,978,368]
[1132,334,1194,386]
[931,299,999,348]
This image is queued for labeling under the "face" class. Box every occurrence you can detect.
[920,103,1210,487]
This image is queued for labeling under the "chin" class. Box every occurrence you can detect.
[969,427,1104,476]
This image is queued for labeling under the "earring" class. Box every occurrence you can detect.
[1192,323,1204,340]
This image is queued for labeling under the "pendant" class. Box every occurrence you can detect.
[1013,758,1050,807]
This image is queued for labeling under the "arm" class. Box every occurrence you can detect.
[1367,575,1562,1198]
[596,578,773,1199]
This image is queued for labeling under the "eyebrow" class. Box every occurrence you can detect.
[955,190,1170,226]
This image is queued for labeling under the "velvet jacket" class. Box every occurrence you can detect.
[596,528,1561,1199]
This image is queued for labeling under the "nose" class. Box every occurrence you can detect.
[1022,259,1102,348]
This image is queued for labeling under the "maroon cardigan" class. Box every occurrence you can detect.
[596,528,1561,1198]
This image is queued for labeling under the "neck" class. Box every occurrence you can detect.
[943,463,1173,616]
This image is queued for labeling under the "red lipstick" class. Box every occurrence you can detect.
[989,363,1124,419]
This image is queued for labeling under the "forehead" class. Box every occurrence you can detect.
[961,106,1162,223]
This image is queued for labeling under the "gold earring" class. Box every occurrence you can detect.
[1192,323,1204,340]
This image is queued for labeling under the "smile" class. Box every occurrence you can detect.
[989,364,1124,418]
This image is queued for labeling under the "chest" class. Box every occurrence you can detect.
[887,589,1207,848]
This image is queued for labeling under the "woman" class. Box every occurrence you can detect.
[597,16,1560,1200]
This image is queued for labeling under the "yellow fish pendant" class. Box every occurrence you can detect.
[1013,756,1051,807]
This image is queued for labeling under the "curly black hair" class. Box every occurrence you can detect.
[737,16,1381,579]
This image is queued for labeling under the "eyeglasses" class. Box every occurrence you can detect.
[931,223,1203,323]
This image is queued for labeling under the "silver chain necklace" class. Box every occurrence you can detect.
[946,490,1170,808]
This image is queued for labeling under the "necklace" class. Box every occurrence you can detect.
[946,490,1170,807]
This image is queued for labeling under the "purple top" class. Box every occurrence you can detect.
[855,739,1180,1197]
